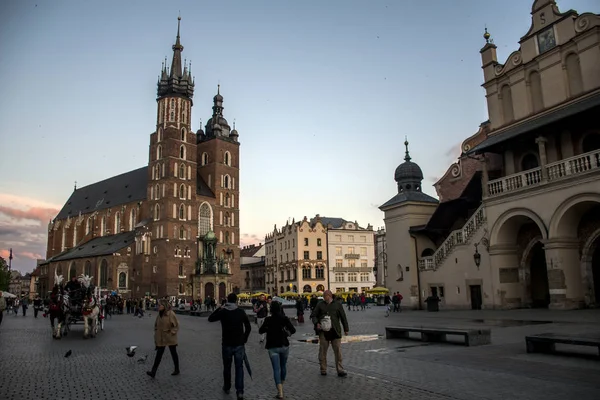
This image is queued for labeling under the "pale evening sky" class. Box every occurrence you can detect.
[1,0,597,272]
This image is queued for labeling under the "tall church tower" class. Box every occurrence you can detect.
[148,17,197,295]
[196,86,241,289]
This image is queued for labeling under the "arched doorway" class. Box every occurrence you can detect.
[303,285,311,293]
[205,282,214,300]
[219,282,226,301]
[316,284,325,292]
[491,209,548,308]
[528,242,550,308]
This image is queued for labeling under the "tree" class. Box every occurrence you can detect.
[0,256,10,291]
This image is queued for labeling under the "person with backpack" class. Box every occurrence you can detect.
[310,290,349,377]
[259,301,296,399]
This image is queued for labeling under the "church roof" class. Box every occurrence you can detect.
[55,166,215,221]
[55,167,148,220]
[379,191,439,210]
[50,231,136,263]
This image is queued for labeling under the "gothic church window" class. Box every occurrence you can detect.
[225,232,230,244]
[223,175,230,189]
[202,152,208,166]
[157,128,162,142]
[180,145,186,160]
[114,212,121,233]
[84,260,92,277]
[130,208,137,230]
[179,164,185,179]
[224,151,231,166]
[69,262,77,279]
[179,225,185,240]
[179,262,184,276]
[157,145,163,160]
[198,203,212,236]
[179,184,186,199]
[179,204,185,220]
[101,216,106,236]
[155,184,160,200]
[181,128,186,142]
[155,204,161,220]
[225,193,230,207]
[86,218,92,234]
[99,259,108,287]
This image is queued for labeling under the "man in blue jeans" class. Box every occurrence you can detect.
[209,293,251,400]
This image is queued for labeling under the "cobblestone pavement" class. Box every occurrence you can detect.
[1,307,599,400]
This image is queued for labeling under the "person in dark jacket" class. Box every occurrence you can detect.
[208,293,251,400]
[310,290,349,377]
[259,301,296,399]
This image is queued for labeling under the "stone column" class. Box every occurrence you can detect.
[535,136,548,181]
[543,238,583,310]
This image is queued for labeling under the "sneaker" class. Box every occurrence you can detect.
[338,371,348,377]
[146,371,156,378]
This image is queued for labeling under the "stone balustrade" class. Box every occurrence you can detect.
[487,149,600,197]
[418,205,486,271]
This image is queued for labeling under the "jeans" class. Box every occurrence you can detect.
[268,346,289,386]
[222,345,245,395]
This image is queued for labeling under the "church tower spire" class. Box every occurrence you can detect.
[157,16,194,102]
[170,16,183,79]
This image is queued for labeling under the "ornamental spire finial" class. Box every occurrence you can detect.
[404,136,411,162]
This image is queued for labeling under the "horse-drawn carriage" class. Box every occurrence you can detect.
[48,274,105,339]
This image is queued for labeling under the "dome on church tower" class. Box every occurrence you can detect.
[394,139,424,192]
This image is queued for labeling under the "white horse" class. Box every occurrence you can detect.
[79,275,100,339]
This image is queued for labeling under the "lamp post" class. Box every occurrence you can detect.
[473,243,482,269]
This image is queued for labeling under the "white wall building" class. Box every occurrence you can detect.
[327,220,376,294]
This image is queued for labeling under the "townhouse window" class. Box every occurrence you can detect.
[303,251,309,260]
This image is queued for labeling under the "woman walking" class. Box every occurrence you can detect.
[147,299,180,378]
[259,301,296,399]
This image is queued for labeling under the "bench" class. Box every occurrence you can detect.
[525,333,600,357]
[385,326,491,346]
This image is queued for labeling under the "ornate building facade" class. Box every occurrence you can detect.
[265,216,329,295]
[41,18,242,300]
[382,0,600,310]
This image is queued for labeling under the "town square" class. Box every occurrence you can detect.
[1,0,600,399]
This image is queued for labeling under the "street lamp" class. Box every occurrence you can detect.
[473,244,481,269]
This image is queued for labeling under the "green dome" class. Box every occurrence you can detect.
[204,230,217,241]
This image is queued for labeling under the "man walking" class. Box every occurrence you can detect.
[310,290,349,377]
[209,293,252,400]
[253,294,268,343]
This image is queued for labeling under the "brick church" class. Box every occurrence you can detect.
[40,18,241,300]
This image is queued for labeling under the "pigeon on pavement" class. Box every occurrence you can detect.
[126,346,138,357]
[64,350,72,358]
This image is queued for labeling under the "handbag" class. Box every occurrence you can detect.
[320,315,332,332]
